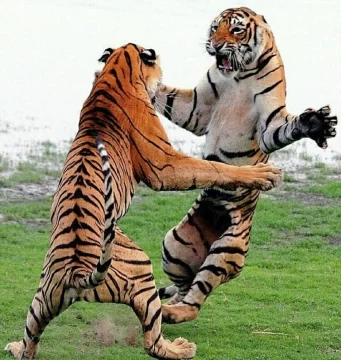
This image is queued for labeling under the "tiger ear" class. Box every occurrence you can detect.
[261,15,268,24]
[140,49,157,66]
[98,48,114,63]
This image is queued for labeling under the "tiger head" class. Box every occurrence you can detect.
[96,43,162,99]
[206,7,272,76]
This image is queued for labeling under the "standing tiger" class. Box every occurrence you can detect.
[155,7,338,324]
[5,43,283,359]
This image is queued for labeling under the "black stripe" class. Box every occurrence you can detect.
[162,268,190,281]
[25,326,40,344]
[113,257,151,266]
[29,305,40,327]
[209,246,245,256]
[253,23,258,46]
[110,69,128,96]
[182,300,201,309]
[239,54,276,80]
[198,264,228,277]
[254,80,283,101]
[172,228,192,246]
[133,286,156,299]
[158,287,168,299]
[225,260,243,272]
[143,290,159,322]
[143,307,162,332]
[164,89,176,120]
[220,147,259,159]
[204,153,225,163]
[192,280,213,295]
[162,246,195,277]
[182,88,197,128]
[273,127,285,148]
[264,105,286,128]
[257,65,283,80]
[257,45,273,63]
[96,258,112,274]
[124,50,133,84]
[207,70,219,99]
[114,242,144,252]
[240,9,250,17]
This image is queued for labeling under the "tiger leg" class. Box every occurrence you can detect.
[162,228,249,323]
[5,278,71,359]
[84,233,196,360]
[162,192,257,324]
[161,193,226,305]
[161,225,212,305]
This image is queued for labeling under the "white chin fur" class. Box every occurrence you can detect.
[147,82,159,99]
[217,66,235,77]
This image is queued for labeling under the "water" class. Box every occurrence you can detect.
[1,0,340,167]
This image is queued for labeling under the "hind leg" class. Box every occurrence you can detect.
[131,282,196,359]
[161,194,226,305]
[162,191,257,323]
[162,233,248,323]
[162,223,210,305]
[84,233,196,359]
[5,277,71,359]
[163,211,254,324]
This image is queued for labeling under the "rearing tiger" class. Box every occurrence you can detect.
[5,43,283,359]
[155,7,338,323]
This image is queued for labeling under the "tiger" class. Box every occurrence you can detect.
[155,7,338,324]
[4,43,283,359]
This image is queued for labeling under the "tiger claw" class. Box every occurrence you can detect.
[300,105,337,148]
[317,105,331,116]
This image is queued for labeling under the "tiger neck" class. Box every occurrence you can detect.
[80,78,152,133]
[231,38,282,82]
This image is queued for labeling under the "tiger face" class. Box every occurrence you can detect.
[206,7,271,76]
[97,44,162,99]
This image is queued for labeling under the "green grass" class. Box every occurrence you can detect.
[0,155,11,172]
[0,140,67,187]
[0,162,61,187]
[1,186,341,360]
[304,181,341,198]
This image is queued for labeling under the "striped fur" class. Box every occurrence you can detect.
[155,7,337,324]
[5,43,283,359]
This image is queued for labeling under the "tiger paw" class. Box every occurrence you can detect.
[171,338,197,359]
[162,302,199,324]
[241,163,283,191]
[4,341,39,359]
[5,342,23,359]
[299,105,337,148]
[146,336,196,359]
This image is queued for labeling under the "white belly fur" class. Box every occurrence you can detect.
[204,86,259,166]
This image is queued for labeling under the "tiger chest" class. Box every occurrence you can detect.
[204,86,259,166]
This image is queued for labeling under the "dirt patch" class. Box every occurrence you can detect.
[91,317,140,347]
[267,189,333,206]
[0,217,50,227]
[326,236,341,246]
[0,179,58,204]
[24,219,50,227]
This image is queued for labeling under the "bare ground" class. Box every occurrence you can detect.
[0,179,58,205]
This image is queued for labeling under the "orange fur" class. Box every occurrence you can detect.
[5,43,282,359]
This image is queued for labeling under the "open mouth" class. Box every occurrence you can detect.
[216,54,235,75]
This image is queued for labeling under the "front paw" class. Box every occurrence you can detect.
[252,163,283,191]
[299,105,337,149]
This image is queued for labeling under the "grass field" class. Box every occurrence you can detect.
[0,168,341,360]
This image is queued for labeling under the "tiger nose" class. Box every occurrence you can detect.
[211,40,224,51]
